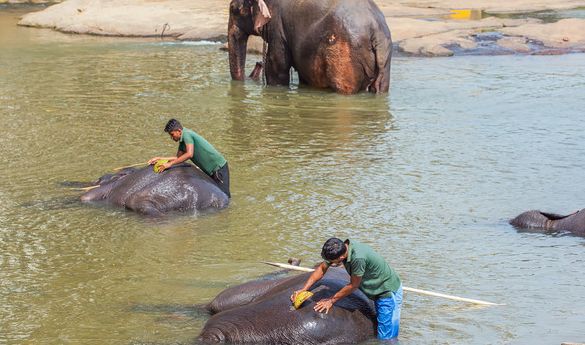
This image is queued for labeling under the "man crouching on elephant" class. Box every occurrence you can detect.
[148,119,231,198]
[291,238,403,340]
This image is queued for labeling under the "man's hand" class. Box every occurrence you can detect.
[290,290,305,302]
[157,162,172,173]
[314,298,334,314]
[148,157,161,165]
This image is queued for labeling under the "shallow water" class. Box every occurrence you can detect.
[1,7,585,345]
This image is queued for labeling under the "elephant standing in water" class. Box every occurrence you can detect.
[80,163,228,216]
[228,0,392,94]
[199,266,376,344]
[510,209,585,236]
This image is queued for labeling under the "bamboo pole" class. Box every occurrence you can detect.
[262,261,503,306]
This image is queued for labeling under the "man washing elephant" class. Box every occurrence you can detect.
[148,119,231,198]
[291,238,403,340]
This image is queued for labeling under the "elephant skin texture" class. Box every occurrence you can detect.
[199,266,377,344]
[80,163,228,216]
[228,0,392,95]
[510,209,585,236]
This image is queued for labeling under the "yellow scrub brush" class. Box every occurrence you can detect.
[293,291,314,309]
[153,159,169,173]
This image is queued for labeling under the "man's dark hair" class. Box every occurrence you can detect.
[321,237,347,261]
[164,119,183,133]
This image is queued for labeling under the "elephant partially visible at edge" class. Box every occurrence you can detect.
[199,266,377,344]
[80,163,228,216]
[228,0,392,95]
[510,209,585,236]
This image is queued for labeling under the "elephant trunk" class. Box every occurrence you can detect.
[228,20,248,81]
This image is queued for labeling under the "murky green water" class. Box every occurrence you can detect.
[2,7,585,345]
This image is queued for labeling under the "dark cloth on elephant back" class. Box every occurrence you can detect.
[80,163,228,216]
[200,266,377,344]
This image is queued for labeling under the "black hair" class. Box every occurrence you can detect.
[321,238,347,261]
[164,119,183,133]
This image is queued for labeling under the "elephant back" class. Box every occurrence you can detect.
[207,273,309,314]
[553,209,585,235]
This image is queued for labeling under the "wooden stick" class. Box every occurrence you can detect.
[112,162,146,171]
[262,261,503,306]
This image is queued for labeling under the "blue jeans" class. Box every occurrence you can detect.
[374,285,403,340]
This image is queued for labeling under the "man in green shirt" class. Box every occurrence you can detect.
[291,238,403,340]
[148,119,230,197]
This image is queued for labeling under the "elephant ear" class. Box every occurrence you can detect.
[253,0,271,34]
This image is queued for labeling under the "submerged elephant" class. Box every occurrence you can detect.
[80,163,228,216]
[510,209,585,236]
[228,0,392,94]
[199,266,376,344]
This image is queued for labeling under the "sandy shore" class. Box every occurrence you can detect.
[13,0,585,56]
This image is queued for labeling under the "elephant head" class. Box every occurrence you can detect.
[228,0,271,80]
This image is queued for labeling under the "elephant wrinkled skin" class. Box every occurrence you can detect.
[80,163,228,216]
[510,209,585,236]
[199,266,376,344]
[228,0,392,95]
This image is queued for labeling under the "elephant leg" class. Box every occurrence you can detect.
[368,29,392,94]
[127,201,164,217]
[264,39,292,86]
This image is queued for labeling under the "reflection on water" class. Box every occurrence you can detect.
[1,7,585,345]
[489,7,585,23]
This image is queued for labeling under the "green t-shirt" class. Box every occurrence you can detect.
[178,128,227,175]
[338,239,401,299]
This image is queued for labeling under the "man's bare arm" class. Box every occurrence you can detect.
[290,262,329,301]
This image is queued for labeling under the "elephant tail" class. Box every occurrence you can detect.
[366,2,392,94]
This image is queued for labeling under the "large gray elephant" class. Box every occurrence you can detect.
[80,163,228,216]
[510,209,585,236]
[228,0,392,95]
[199,266,376,344]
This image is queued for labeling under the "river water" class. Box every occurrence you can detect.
[1,7,585,345]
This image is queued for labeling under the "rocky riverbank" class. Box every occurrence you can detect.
[0,0,60,3]
[12,0,585,56]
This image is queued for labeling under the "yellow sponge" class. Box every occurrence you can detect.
[293,291,314,309]
[153,159,169,173]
